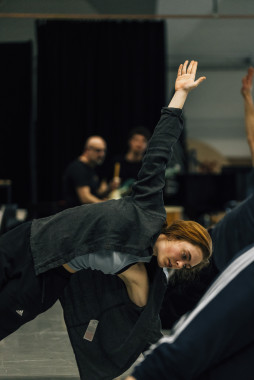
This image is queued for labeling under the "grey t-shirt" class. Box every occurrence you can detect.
[67,251,152,274]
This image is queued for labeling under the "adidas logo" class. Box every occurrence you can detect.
[16,310,24,316]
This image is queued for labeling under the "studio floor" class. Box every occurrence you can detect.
[0,301,136,380]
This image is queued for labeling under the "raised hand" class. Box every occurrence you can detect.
[168,60,206,109]
[241,67,254,98]
[175,60,206,93]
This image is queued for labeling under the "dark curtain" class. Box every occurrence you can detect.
[0,42,32,206]
[36,20,166,202]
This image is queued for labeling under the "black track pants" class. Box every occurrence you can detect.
[0,222,70,340]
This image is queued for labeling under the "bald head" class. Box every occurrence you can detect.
[84,136,106,150]
[82,135,107,167]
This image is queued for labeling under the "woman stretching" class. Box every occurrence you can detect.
[0,60,210,341]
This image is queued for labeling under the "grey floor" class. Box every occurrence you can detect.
[0,301,139,380]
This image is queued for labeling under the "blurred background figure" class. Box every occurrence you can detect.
[241,66,254,197]
[63,135,112,206]
[106,126,151,198]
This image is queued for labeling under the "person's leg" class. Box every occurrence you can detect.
[0,222,45,339]
[0,262,44,339]
[0,267,71,340]
[0,222,71,340]
[0,222,32,290]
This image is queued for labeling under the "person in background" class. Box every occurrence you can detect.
[159,65,254,332]
[106,126,151,198]
[124,66,254,380]
[241,66,254,196]
[125,241,254,380]
[63,135,115,206]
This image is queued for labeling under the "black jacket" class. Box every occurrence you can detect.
[30,107,183,379]
[160,185,254,329]
[30,107,183,275]
[60,257,167,380]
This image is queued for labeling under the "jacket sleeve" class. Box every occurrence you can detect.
[131,245,254,380]
[160,181,254,330]
[131,107,183,210]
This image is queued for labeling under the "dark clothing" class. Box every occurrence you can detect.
[107,155,143,183]
[0,222,70,340]
[0,222,32,291]
[60,256,167,380]
[1,107,183,378]
[63,159,100,207]
[30,107,183,276]
[160,185,254,329]
[106,155,143,195]
[211,188,254,272]
[160,259,219,329]
[132,244,254,380]
[134,172,254,379]
[246,166,254,197]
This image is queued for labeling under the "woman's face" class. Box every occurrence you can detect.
[154,235,203,269]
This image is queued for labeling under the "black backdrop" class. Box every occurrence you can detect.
[0,42,32,205]
[36,20,166,202]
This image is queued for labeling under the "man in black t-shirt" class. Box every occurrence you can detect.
[63,136,111,206]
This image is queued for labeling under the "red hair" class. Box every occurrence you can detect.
[161,220,212,272]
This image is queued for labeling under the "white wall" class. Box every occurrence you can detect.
[0,0,96,48]
[161,0,254,161]
[167,69,250,158]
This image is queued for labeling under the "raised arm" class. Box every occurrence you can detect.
[241,67,254,165]
[131,60,206,209]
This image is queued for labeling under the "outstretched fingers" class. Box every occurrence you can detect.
[187,60,195,74]
[191,60,198,75]
[175,59,206,92]
[178,60,197,77]
[194,76,206,87]
[178,63,183,77]
[247,67,254,84]
[242,68,254,91]
[191,61,206,87]
[248,67,254,77]
[178,60,200,77]
[182,60,189,74]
